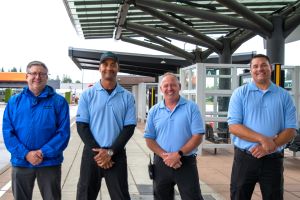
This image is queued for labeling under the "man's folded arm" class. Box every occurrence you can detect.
[76,122,99,149]
[111,125,136,154]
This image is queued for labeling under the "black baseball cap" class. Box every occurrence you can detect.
[99,51,119,64]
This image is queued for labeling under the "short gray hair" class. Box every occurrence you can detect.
[160,72,180,86]
[26,61,48,73]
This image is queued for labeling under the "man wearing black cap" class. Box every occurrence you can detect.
[76,51,137,200]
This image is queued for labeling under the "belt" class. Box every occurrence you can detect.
[234,146,283,159]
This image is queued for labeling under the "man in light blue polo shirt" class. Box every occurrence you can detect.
[228,54,298,200]
[145,72,205,200]
[76,51,136,200]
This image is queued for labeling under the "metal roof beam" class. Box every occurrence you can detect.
[121,64,176,74]
[74,1,122,6]
[136,4,222,52]
[125,27,195,61]
[115,3,130,39]
[119,68,161,77]
[121,63,176,72]
[284,6,300,37]
[216,0,273,34]
[120,36,178,55]
[120,36,192,64]
[133,0,269,36]
[231,31,256,52]
[125,21,209,48]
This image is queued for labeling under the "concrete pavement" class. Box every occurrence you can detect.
[1,103,300,199]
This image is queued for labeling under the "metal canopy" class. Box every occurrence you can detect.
[69,47,255,77]
[63,0,300,76]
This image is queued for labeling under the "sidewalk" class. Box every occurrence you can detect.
[0,104,10,176]
[58,123,221,200]
[1,119,300,199]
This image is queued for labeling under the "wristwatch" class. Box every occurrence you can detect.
[178,150,183,157]
[107,149,114,156]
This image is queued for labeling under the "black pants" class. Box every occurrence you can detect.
[12,165,61,200]
[230,147,284,200]
[76,145,130,200]
[153,154,204,200]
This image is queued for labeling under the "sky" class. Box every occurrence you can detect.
[0,0,299,83]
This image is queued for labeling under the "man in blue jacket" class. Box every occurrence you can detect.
[2,61,70,200]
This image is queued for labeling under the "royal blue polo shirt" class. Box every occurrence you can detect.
[144,96,205,155]
[227,81,298,151]
[76,82,136,147]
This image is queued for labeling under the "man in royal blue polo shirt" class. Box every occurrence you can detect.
[76,51,136,200]
[228,54,298,200]
[144,72,205,200]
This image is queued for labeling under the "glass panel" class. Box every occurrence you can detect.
[206,68,217,75]
[206,68,231,75]
[183,70,189,90]
[217,96,230,112]
[206,77,214,90]
[218,78,231,90]
[205,96,214,113]
[191,94,196,102]
[191,68,197,90]
[204,121,230,144]
[284,69,292,90]
[219,68,231,75]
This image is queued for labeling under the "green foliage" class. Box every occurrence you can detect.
[1,67,4,72]
[4,88,12,103]
[75,80,81,83]
[62,74,72,83]
[65,91,71,104]
[11,67,17,72]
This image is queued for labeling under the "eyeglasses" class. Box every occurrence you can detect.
[27,72,48,78]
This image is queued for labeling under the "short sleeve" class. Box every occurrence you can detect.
[124,94,137,126]
[227,88,243,125]
[76,92,90,123]
[144,107,156,139]
[190,103,205,135]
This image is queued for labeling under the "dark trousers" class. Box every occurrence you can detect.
[153,154,204,200]
[230,147,284,200]
[12,165,61,200]
[76,145,130,200]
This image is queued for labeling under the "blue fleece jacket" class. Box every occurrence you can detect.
[2,85,70,167]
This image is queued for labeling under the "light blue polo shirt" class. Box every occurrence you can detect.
[76,82,136,147]
[144,96,205,155]
[227,81,298,151]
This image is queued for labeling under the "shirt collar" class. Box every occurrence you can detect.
[159,96,187,109]
[24,85,54,98]
[248,81,277,93]
[95,81,124,93]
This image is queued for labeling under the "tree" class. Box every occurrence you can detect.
[19,67,22,72]
[62,74,72,83]
[75,80,81,83]
[1,67,4,72]
[56,75,60,81]
[11,67,17,72]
